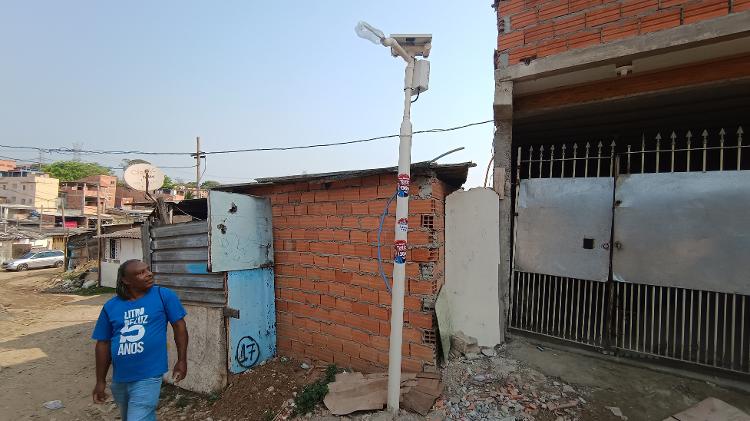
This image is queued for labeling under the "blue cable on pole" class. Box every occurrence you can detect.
[377,192,398,294]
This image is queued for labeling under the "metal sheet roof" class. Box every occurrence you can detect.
[95,227,142,239]
[216,161,475,190]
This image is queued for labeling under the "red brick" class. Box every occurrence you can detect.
[368,200,397,215]
[497,31,525,50]
[512,10,539,29]
[659,0,689,8]
[339,244,357,256]
[348,314,380,334]
[333,352,351,367]
[313,191,329,202]
[602,18,640,42]
[345,285,362,300]
[403,327,422,343]
[537,38,568,57]
[566,29,601,48]
[351,202,369,214]
[343,258,360,271]
[409,199,436,214]
[499,0,526,15]
[360,186,379,200]
[326,216,342,228]
[278,278,301,289]
[586,4,621,27]
[309,242,338,255]
[735,0,750,12]
[327,309,346,324]
[320,202,336,214]
[621,0,658,16]
[299,253,314,265]
[402,358,423,373]
[639,8,681,33]
[342,188,360,201]
[376,185,395,199]
[509,45,538,63]
[370,335,389,351]
[370,305,389,321]
[380,321,391,336]
[300,191,315,202]
[360,288,379,303]
[570,0,603,12]
[683,0,728,24]
[351,329,370,345]
[307,346,334,363]
[410,343,435,360]
[349,230,368,243]
[313,255,329,266]
[409,312,433,329]
[404,296,421,311]
[352,301,370,316]
[336,298,352,312]
[329,282,345,297]
[342,339,361,356]
[524,23,555,43]
[321,295,335,308]
[360,346,379,364]
[359,217,380,230]
[327,190,344,201]
[335,270,353,283]
[538,0,570,20]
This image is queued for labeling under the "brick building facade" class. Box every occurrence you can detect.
[219,162,473,373]
[497,0,748,64]
[492,0,750,373]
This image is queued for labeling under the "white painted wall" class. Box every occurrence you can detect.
[165,304,227,394]
[438,188,503,354]
[100,238,143,288]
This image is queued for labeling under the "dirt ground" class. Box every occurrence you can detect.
[0,268,112,421]
[504,336,750,421]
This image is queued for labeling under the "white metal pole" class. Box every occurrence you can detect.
[387,56,414,414]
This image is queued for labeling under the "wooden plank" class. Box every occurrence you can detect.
[152,248,208,262]
[151,221,208,238]
[171,288,226,305]
[152,235,208,250]
[156,273,224,290]
[151,262,210,274]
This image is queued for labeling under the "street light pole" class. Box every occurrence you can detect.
[356,21,431,414]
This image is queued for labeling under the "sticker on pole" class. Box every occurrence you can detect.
[397,174,410,197]
[394,240,407,264]
[397,218,408,233]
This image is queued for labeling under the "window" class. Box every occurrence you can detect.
[22,185,26,191]
[20,199,25,204]
[109,239,120,260]
[2,185,6,190]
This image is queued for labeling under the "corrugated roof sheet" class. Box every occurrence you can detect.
[95,227,141,239]
[216,161,475,190]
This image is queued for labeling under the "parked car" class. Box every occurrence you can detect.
[2,250,65,271]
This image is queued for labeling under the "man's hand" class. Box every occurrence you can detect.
[172,359,187,383]
[92,381,108,403]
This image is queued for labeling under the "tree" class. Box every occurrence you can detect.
[42,161,112,181]
[201,180,221,189]
[120,159,150,168]
[162,175,176,189]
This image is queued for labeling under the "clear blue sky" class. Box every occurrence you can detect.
[0,1,496,187]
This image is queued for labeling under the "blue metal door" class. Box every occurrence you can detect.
[227,268,276,373]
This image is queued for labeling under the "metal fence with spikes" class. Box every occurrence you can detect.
[510,126,750,376]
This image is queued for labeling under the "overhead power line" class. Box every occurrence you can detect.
[0,119,493,157]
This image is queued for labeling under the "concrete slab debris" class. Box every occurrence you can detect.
[663,398,750,421]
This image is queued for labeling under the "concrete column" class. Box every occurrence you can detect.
[493,80,513,342]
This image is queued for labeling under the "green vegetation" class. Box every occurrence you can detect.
[42,161,111,181]
[162,175,176,189]
[76,286,116,296]
[293,364,339,416]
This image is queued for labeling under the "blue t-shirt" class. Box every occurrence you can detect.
[92,286,187,383]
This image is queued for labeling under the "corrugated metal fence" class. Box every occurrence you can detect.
[144,221,226,306]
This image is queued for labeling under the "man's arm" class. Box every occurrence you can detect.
[171,319,188,382]
[92,340,111,403]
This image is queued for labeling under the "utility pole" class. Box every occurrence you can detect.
[195,137,202,199]
[96,183,102,237]
[39,206,44,233]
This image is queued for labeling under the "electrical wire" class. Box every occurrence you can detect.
[411,91,420,104]
[377,191,398,294]
[0,119,493,156]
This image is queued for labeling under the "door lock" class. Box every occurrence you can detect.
[601,242,610,250]
[614,241,622,250]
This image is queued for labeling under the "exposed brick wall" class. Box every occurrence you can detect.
[496,0,742,65]
[239,172,456,373]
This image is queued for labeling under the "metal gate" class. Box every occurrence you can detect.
[509,128,750,376]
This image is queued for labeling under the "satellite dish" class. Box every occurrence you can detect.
[123,163,165,192]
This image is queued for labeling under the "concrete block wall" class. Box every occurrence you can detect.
[241,173,454,373]
[496,0,749,64]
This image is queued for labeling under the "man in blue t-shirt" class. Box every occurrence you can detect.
[91,259,189,421]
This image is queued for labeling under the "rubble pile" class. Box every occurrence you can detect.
[435,334,588,421]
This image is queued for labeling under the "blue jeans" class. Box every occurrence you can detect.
[110,376,162,421]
